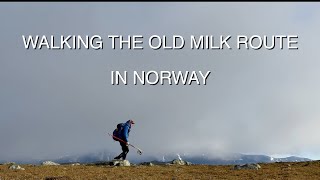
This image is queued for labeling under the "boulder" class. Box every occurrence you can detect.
[9,165,25,170]
[171,159,192,165]
[109,160,130,166]
[233,163,261,170]
[42,161,60,166]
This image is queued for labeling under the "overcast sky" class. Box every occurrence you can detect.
[1,3,320,161]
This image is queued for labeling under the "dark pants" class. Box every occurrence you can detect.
[114,142,129,160]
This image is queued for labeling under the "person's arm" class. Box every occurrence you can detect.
[122,125,129,142]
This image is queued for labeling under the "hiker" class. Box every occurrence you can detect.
[113,119,135,160]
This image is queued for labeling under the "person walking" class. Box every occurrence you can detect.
[113,119,135,160]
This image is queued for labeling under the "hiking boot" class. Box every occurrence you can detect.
[114,156,121,160]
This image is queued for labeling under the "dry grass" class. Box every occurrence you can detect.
[1,161,320,180]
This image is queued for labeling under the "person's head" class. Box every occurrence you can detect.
[127,119,135,125]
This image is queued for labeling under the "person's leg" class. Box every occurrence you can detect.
[121,142,129,160]
[114,153,122,160]
[114,142,125,160]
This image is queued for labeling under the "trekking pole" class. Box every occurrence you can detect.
[108,133,143,155]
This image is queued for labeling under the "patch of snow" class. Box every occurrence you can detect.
[177,154,182,161]
[42,161,60,166]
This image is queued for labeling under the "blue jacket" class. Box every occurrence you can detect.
[120,120,131,142]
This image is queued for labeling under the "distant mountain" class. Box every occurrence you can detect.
[272,156,311,163]
[178,154,311,165]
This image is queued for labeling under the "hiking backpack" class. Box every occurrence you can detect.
[112,123,124,141]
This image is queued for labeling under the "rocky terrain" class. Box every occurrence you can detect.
[1,158,319,179]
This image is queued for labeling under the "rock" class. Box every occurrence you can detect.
[140,162,154,166]
[71,163,81,166]
[233,163,261,170]
[9,165,25,170]
[109,160,130,166]
[171,159,192,166]
[4,162,16,166]
[42,161,60,166]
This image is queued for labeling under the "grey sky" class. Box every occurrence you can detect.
[1,3,320,161]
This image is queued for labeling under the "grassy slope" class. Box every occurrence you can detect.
[1,161,320,180]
